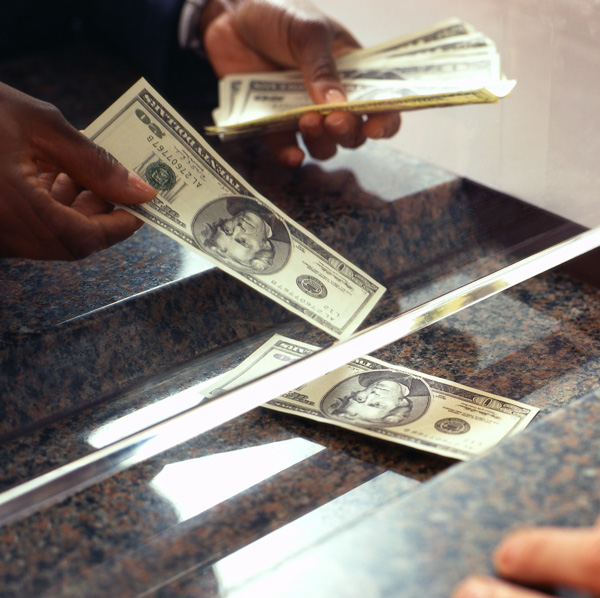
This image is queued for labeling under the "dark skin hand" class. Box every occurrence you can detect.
[0,82,156,260]
[452,516,600,598]
[201,0,401,167]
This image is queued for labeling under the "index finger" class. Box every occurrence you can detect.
[289,16,358,104]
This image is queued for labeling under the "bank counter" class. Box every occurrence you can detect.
[1,39,600,598]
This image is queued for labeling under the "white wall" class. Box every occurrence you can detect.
[319,0,600,227]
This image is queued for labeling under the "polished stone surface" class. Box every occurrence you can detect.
[1,39,599,598]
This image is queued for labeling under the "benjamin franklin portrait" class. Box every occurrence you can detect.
[192,196,291,275]
[321,370,431,427]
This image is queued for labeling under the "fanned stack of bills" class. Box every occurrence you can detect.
[205,335,539,461]
[206,18,516,137]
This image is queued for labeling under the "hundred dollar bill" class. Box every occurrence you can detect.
[336,53,501,82]
[346,33,497,64]
[336,17,478,62]
[244,49,501,83]
[85,79,385,338]
[205,334,539,461]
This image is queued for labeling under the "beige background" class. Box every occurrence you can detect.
[318,0,600,227]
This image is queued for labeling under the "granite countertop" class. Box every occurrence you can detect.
[1,40,600,597]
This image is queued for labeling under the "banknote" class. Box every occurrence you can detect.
[85,79,385,338]
[226,51,500,84]
[207,18,515,137]
[336,17,478,61]
[344,33,496,64]
[336,53,501,82]
[204,334,539,460]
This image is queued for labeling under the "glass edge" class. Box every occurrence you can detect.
[1,226,599,526]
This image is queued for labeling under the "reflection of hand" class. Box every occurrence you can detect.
[201,0,401,167]
[0,83,156,260]
[453,516,600,598]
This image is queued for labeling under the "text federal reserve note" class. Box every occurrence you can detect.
[205,335,539,461]
[85,79,385,338]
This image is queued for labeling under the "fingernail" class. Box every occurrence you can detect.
[326,112,350,134]
[128,172,156,196]
[368,125,384,139]
[453,577,495,598]
[494,535,521,573]
[281,148,304,168]
[325,89,346,104]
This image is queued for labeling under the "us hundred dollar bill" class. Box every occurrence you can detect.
[336,17,479,61]
[205,335,539,461]
[85,79,385,338]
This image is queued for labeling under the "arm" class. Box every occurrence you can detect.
[198,0,401,167]
[452,517,600,598]
[0,83,156,260]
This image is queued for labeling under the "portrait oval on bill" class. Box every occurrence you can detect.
[320,370,431,427]
[192,196,291,275]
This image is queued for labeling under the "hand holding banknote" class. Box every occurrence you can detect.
[207,18,517,139]
[0,82,157,261]
[200,0,401,166]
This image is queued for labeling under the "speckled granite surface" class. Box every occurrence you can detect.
[1,40,600,598]
[206,389,600,598]
[0,138,583,438]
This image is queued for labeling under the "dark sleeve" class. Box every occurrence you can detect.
[1,0,217,97]
[84,0,187,85]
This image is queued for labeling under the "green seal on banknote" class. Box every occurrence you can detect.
[435,418,471,435]
[145,160,177,192]
[296,275,328,299]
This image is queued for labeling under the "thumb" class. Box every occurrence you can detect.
[293,14,361,106]
[294,26,348,105]
[290,20,346,104]
[43,121,157,205]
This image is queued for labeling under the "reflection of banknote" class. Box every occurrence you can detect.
[208,18,516,137]
[85,79,385,338]
[205,335,539,460]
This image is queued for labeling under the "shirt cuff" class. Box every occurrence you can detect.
[178,0,209,57]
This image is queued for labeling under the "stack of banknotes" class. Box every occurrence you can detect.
[206,17,516,136]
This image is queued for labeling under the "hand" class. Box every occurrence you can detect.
[452,517,600,598]
[0,83,157,260]
[201,0,401,167]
